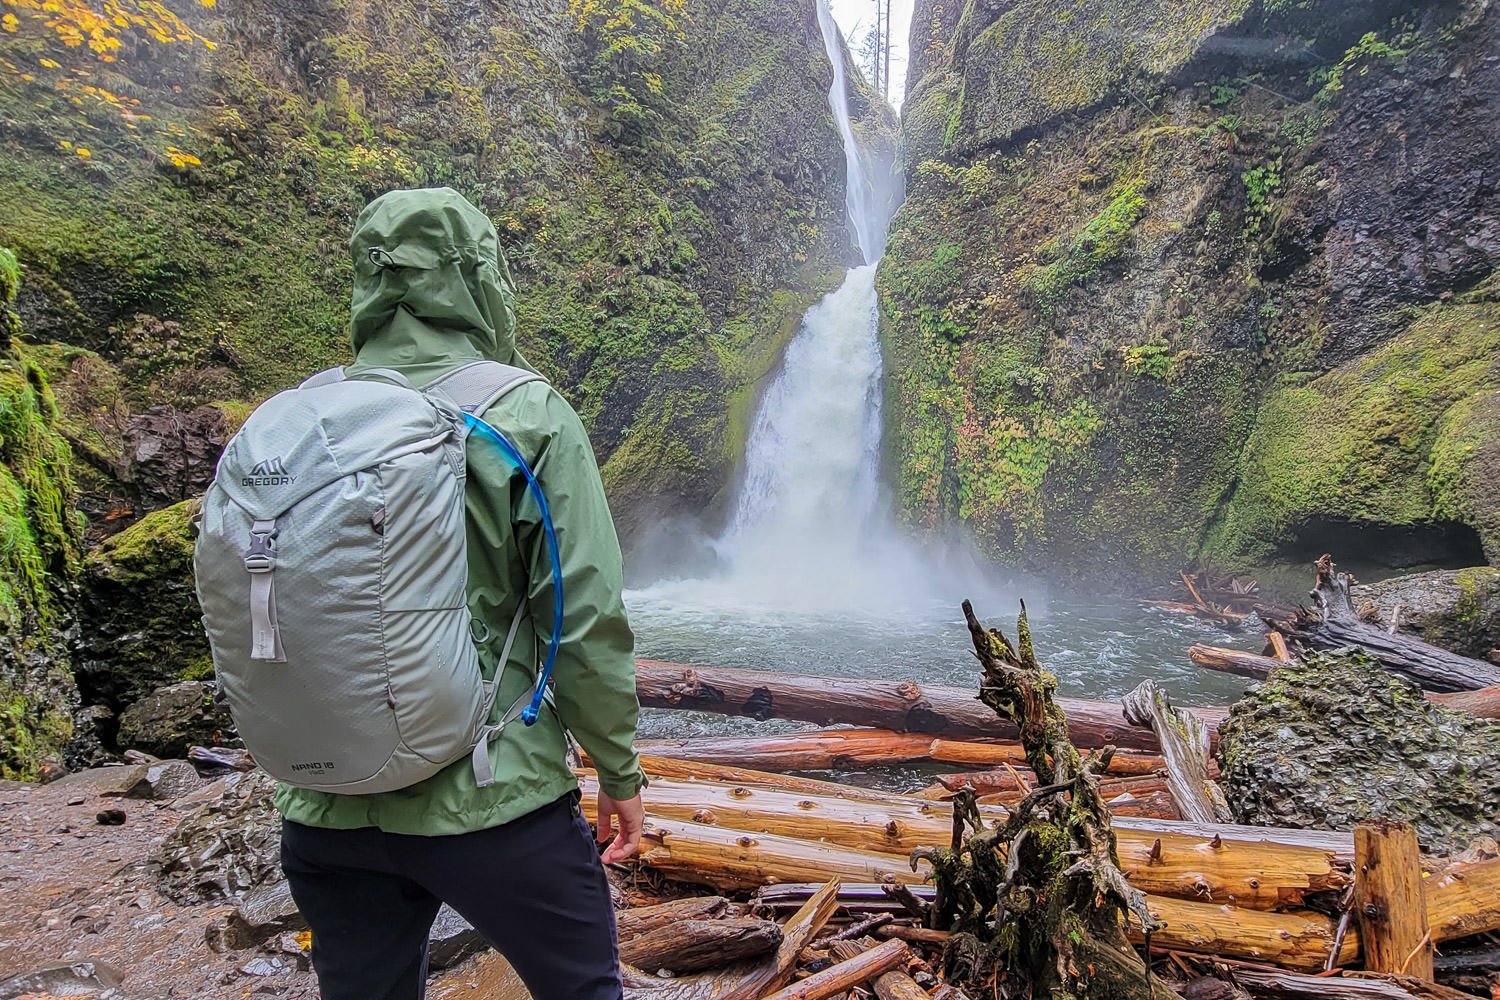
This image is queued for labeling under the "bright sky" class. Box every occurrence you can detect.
[828,0,915,109]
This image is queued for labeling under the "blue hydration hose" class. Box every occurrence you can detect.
[463,412,563,726]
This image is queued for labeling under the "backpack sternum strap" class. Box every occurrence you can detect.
[246,518,285,662]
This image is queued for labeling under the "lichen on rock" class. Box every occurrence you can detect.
[1217,649,1500,854]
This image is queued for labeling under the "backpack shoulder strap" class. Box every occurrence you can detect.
[298,366,347,389]
[425,360,545,415]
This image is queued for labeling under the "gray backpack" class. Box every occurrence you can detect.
[194,361,542,794]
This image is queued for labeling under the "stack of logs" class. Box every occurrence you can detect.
[588,648,1500,1000]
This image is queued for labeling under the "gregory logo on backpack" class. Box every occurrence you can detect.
[242,456,295,487]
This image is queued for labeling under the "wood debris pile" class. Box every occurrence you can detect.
[600,562,1500,999]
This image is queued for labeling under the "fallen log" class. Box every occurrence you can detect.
[829,940,928,1000]
[581,774,1349,909]
[620,881,841,1000]
[1136,895,1360,972]
[1426,684,1500,719]
[1262,556,1500,693]
[748,884,1358,971]
[759,939,909,1000]
[620,917,782,975]
[1190,644,1283,680]
[921,771,1172,802]
[1112,818,1354,866]
[1103,789,1182,819]
[632,817,931,890]
[616,897,739,939]
[1423,855,1500,944]
[635,729,1166,774]
[1123,680,1232,824]
[633,755,923,807]
[1226,967,1429,1000]
[636,730,1031,772]
[636,660,1227,751]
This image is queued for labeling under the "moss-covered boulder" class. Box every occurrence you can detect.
[1355,567,1500,661]
[75,499,210,710]
[0,248,82,778]
[1217,650,1500,854]
[1203,281,1500,568]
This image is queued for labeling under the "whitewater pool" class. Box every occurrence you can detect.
[625,585,1256,745]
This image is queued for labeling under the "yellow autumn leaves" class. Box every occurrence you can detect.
[0,0,218,61]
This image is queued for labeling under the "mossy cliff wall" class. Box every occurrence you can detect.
[0,249,82,777]
[0,0,857,543]
[884,0,1500,584]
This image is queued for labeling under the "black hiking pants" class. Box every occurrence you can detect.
[280,794,623,1000]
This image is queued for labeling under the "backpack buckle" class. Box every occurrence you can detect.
[244,526,279,573]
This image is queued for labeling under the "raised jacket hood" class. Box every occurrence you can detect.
[348,187,535,374]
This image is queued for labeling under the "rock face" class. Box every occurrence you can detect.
[0,249,81,779]
[117,681,234,761]
[0,0,864,543]
[884,0,1500,582]
[1356,567,1500,661]
[155,769,281,904]
[74,502,212,711]
[1217,650,1500,854]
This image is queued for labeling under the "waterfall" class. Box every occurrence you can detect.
[703,5,943,613]
[632,3,1009,617]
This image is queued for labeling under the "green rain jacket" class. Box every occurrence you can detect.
[274,188,646,835]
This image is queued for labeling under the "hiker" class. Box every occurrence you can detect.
[196,188,645,1000]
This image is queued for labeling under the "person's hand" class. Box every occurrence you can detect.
[596,790,644,864]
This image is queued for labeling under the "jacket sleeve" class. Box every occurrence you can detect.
[512,390,645,801]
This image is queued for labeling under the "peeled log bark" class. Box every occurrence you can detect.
[1424,856,1500,944]
[619,917,782,975]
[1354,822,1433,979]
[581,774,1349,909]
[636,660,1226,751]
[635,729,1164,774]
[1135,896,1360,972]
[1263,557,1500,693]
[1123,680,1232,824]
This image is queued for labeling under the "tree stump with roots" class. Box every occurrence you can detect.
[917,601,1177,1000]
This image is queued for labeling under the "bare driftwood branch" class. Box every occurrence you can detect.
[1123,679,1232,824]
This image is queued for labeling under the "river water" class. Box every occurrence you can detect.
[623,9,1254,752]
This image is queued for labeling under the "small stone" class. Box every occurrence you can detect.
[239,956,285,976]
[66,796,86,806]
[0,958,126,996]
[95,808,127,826]
[427,905,488,971]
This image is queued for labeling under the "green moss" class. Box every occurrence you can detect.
[1204,290,1500,565]
[0,253,82,778]
[78,498,212,707]
[1031,183,1147,314]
